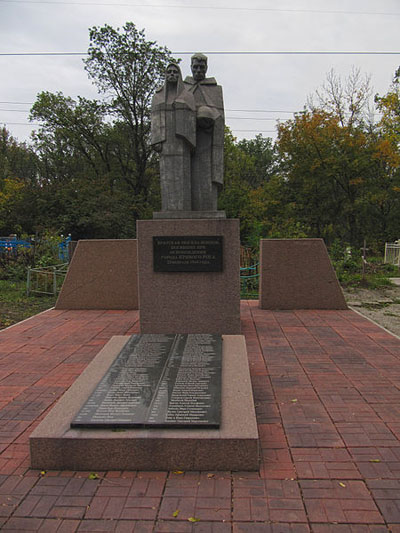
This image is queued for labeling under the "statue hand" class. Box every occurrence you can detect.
[198,116,214,129]
[197,105,216,130]
[152,142,163,153]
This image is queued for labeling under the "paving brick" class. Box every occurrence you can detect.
[233,524,274,532]
[115,522,154,532]
[128,476,165,498]
[336,422,398,447]
[2,305,400,530]
[300,480,384,524]
[96,477,134,498]
[260,448,296,479]
[1,516,44,530]
[233,479,306,522]
[155,521,230,532]
[121,496,161,520]
[259,423,287,448]
[284,421,344,448]
[158,497,196,521]
[311,524,388,533]
[292,448,361,479]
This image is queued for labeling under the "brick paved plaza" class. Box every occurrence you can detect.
[0,302,400,531]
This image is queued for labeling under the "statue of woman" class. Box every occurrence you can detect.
[151,63,196,212]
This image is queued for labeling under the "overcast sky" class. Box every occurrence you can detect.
[1,0,400,144]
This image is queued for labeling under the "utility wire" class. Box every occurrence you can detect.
[0,0,399,16]
[1,51,400,56]
[1,121,276,133]
[0,110,286,120]
[1,121,40,125]
[0,108,31,112]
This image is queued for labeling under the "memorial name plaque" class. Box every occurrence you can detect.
[153,236,223,272]
[71,334,222,429]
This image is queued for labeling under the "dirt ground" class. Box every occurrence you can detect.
[343,280,400,338]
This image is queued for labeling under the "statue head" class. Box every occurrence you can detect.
[165,62,181,84]
[191,53,208,82]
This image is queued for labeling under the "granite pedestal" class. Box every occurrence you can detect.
[137,219,240,334]
[29,335,259,471]
[56,239,138,310]
[259,238,347,310]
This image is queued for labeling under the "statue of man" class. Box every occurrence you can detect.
[184,53,225,212]
[151,63,196,211]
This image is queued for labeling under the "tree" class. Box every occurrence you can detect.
[83,22,175,200]
[375,67,400,144]
[307,67,373,128]
[29,22,175,238]
[371,67,400,241]
[0,127,39,235]
[276,110,379,246]
[236,134,277,188]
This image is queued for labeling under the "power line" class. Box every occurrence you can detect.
[227,117,281,121]
[0,104,297,114]
[0,52,86,56]
[0,0,399,17]
[233,129,276,133]
[0,101,34,105]
[1,50,400,56]
[228,109,296,113]
[0,108,31,112]
[0,109,284,120]
[0,121,40,125]
[1,121,276,134]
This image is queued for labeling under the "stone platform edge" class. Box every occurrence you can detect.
[29,335,259,471]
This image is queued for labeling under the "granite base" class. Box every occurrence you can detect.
[29,335,259,471]
[259,238,347,310]
[153,210,226,219]
[137,219,240,334]
[56,239,138,310]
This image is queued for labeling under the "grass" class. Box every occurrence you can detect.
[0,280,56,330]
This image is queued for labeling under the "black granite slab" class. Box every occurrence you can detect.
[71,334,222,429]
[153,236,223,272]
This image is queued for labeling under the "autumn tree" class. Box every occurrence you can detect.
[276,110,380,246]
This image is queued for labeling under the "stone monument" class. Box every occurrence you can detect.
[152,54,225,219]
[140,55,239,334]
[29,54,258,472]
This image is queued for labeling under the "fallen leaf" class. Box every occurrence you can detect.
[369,459,381,463]
[172,509,180,518]
[173,470,184,475]
[188,517,201,523]
[291,399,298,403]
[339,482,346,488]
[88,472,99,480]
[207,473,215,478]
[40,471,46,476]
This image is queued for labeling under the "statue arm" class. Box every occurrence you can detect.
[151,106,166,148]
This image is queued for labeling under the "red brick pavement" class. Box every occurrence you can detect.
[0,303,400,530]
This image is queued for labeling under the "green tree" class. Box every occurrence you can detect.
[83,22,175,201]
[371,67,400,241]
[30,22,175,238]
[236,134,277,188]
[0,127,39,235]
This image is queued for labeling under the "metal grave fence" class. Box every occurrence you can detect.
[384,242,400,267]
[27,263,69,297]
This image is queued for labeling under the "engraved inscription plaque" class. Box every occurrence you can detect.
[71,334,222,429]
[153,236,223,272]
